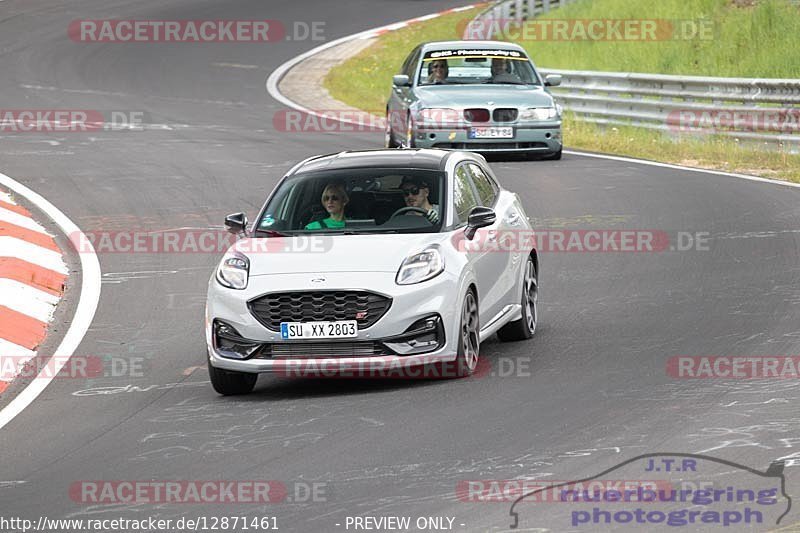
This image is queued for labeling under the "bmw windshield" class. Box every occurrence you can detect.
[418,48,540,86]
[255,168,446,235]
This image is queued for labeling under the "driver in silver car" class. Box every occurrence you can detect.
[400,176,439,224]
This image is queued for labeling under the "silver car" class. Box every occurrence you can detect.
[205,149,538,394]
[386,41,563,159]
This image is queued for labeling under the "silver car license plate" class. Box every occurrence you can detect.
[469,127,514,139]
[280,321,358,340]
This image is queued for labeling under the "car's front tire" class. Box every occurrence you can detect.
[385,111,399,148]
[208,359,257,395]
[404,113,415,148]
[453,289,480,377]
[498,256,538,342]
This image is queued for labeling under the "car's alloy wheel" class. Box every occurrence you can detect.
[497,256,538,341]
[455,290,480,376]
[208,359,257,395]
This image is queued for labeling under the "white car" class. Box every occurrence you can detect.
[205,149,538,395]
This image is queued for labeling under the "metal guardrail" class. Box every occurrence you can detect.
[465,0,800,149]
[470,0,578,31]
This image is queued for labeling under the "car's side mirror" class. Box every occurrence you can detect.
[224,212,248,234]
[465,206,496,240]
[392,74,411,87]
[545,74,562,87]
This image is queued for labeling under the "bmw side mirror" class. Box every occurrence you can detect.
[545,74,562,87]
[392,74,411,87]
[465,206,496,240]
[224,212,248,234]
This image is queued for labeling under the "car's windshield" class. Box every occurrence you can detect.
[418,48,540,86]
[255,168,446,235]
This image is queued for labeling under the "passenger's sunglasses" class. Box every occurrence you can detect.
[322,194,341,202]
[402,187,421,196]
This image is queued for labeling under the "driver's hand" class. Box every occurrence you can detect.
[425,209,439,224]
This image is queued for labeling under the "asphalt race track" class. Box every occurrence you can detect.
[1,1,800,531]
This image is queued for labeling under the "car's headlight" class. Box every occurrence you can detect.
[416,108,461,126]
[396,246,444,285]
[216,252,249,290]
[519,107,558,120]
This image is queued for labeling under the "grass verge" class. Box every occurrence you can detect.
[324,1,800,183]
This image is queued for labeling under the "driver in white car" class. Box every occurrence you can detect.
[400,176,439,224]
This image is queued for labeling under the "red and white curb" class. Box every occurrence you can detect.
[0,188,68,394]
[0,172,100,431]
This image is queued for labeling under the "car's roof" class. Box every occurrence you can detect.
[294,149,456,174]
[420,40,527,53]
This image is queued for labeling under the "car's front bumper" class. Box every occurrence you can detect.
[413,122,562,153]
[206,271,462,374]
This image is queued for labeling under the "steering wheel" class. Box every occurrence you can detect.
[389,206,428,219]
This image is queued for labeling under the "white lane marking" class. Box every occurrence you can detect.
[0,172,101,431]
[211,62,260,69]
[0,237,67,274]
[562,150,800,189]
[0,206,49,234]
[0,338,36,358]
[266,8,800,192]
[0,279,60,322]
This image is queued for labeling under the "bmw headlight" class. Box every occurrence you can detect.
[216,252,249,290]
[396,246,444,285]
[519,107,558,120]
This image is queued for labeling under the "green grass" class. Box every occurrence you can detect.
[510,0,800,78]
[324,1,800,183]
[324,7,482,114]
[564,113,800,182]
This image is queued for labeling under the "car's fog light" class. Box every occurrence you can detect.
[213,320,262,359]
[383,315,445,356]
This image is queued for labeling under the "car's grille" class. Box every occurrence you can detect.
[433,142,549,150]
[248,290,392,332]
[464,108,490,122]
[493,108,518,122]
[254,341,388,359]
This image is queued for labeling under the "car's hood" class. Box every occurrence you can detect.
[415,84,554,108]
[232,233,449,276]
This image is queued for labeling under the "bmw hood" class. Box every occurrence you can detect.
[415,84,555,109]
[231,234,449,276]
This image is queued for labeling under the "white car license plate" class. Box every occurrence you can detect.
[280,321,358,340]
[469,127,514,139]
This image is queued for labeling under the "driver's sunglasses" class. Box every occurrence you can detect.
[322,194,341,202]
[402,187,421,196]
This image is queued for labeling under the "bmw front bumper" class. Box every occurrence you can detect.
[412,122,562,153]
